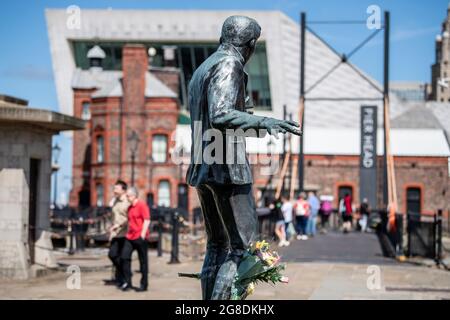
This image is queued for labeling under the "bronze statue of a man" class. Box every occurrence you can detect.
[186,15,301,300]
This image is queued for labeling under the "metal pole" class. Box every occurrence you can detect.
[68,220,74,255]
[283,104,287,155]
[131,152,135,187]
[287,113,293,196]
[53,170,57,207]
[169,210,181,264]
[436,209,443,264]
[298,12,306,194]
[382,11,390,208]
[157,214,163,257]
[282,104,287,195]
[118,93,123,179]
[433,213,437,262]
[407,213,411,256]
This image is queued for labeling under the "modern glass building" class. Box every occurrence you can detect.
[390,82,428,102]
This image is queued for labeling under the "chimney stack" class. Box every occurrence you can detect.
[122,44,148,111]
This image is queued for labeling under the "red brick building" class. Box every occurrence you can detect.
[249,154,448,215]
[174,119,450,217]
[244,124,449,216]
[70,44,184,209]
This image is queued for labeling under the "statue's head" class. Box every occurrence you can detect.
[220,15,261,63]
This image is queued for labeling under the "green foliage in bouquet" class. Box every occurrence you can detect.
[178,240,289,300]
[230,240,288,300]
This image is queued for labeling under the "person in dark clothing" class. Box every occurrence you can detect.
[272,199,289,247]
[71,207,89,251]
[319,196,333,233]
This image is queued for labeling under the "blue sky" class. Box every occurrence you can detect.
[0,0,447,204]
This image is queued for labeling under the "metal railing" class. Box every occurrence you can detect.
[406,210,443,264]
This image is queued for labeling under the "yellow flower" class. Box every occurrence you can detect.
[246,282,255,296]
[255,240,269,251]
[258,240,269,252]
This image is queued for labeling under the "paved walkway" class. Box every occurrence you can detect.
[1,231,449,300]
[279,230,396,265]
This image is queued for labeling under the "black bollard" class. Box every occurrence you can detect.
[169,210,181,264]
[436,209,443,264]
[157,216,163,257]
[68,220,75,255]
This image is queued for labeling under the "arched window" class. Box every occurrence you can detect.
[157,180,171,207]
[96,184,104,207]
[96,135,104,163]
[152,134,168,163]
[81,102,91,120]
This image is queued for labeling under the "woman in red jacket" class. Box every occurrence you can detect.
[342,193,353,233]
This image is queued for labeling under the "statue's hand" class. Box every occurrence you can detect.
[261,118,302,136]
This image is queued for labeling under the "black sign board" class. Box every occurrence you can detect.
[360,106,378,208]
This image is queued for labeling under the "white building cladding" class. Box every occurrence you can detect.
[46,9,450,159]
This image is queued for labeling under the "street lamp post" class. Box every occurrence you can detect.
[52,143,61,208]
[128,130,140,187]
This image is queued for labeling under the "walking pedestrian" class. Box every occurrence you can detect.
[281,195,295,241]
[71,207,89,252]
[293,192,310,240]
[120,187,151,292]
[342,193,353,233]
[319,195,333,233]
[107,180,129,287]
[272,199,289,247]
[359,198,370,232]
[306,191,320,237]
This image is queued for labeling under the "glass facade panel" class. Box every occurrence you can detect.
[72,41,272,110]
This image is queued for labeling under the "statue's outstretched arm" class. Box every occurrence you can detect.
[207,59,301,136]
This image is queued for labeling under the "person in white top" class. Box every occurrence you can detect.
[271,199,290,247]
[281,195,294,241]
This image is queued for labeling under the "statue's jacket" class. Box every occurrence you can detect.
[186,43,268,187]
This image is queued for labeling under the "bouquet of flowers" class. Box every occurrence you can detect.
[230,240,288,300]
[178,240,288,300]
